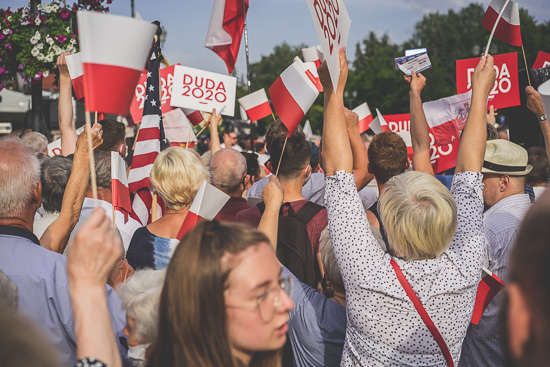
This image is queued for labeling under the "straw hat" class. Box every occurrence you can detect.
[482,139,532,176]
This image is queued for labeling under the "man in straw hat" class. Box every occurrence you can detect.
[461,138,533,366]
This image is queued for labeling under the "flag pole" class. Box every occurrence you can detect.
[195,122,210,138]
[112,207,116,230]
[241,0,255,152]
[521,45,532,86]
[151,193,158,222]
[275,136,288,177]
[272,112,276,121]
[485,0,511,56]
[85,111,98,207]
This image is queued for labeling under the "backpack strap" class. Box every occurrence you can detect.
[256,202,295,217]
[294,201,324,226]
[390,259,455,367]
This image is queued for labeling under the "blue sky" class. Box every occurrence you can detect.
[7,0,550,79]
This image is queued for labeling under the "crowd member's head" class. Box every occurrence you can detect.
[526,147,549,187]
[270,130,311,184]
[265,120,288,153]
[147,221,293,367]
[0,137,41,222]
[210,149,247,197]
[21,132,48,154]
[0,269,18,310]
[360,130,374,150]
[241,152,261,190]
[97,119,127,157]
[380,171,457,260]
[497,124,509,140]
[119,269,165,366]
[150,147,208,210]
[41,156,72,214]
[89,150,114,203]
[319,228,344,300]
[506,188,550,367]
[254,140,266,154]
[310,142,320,173]
[481,139,531,209]
[368,131,409,186]
[486,123,499,140]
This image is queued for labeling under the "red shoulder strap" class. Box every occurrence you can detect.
[390,259,455,367]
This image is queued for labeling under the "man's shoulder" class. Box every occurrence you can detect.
[234,204,262,226]
[247,176,270,197]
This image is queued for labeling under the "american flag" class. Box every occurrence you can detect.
[128,37,169,225]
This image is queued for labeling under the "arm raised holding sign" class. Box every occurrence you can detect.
[405,71,434,176]
[526,86,550,162]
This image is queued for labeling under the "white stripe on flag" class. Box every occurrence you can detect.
[189,181,230,220]
[128,164,154,185]
[66,52,83,79]
[133,139,160,156]
[77,11,157,70]
[353,102,372,121]
[238,89,269,110]
[489,0,520,26]
[280,62,319,114]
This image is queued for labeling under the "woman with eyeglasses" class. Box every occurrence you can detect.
[146,220,294,367]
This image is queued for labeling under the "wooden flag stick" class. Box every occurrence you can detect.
[85,111,99,207]
[94,111,98,124]
[275,135,288,177]
[195,122,210,138]
[521,45,532,86]
[484,0,511,56]
[151,193,158,222]
[272,112,276,121]
[112,207,116,230]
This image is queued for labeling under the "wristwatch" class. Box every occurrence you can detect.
[541,114,548,122]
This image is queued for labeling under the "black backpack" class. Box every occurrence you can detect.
[257,201,323,288]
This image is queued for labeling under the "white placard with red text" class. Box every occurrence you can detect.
[130,64,179,124]
[170,65,236,116]
[384,113,459,174]
[456,53,520,110]
[306,0,351,93]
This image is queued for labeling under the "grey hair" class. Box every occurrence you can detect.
[319,227,344,290]
[21,132,48,154]
[118,269,165,344]
[93,150,112,190]
[41,156,72,213]
[0,136,41,216]
[209,148,247,194]
[0,269,18,310]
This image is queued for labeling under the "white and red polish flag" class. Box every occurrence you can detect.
[471,267,506,325]
[482,0,522,47]
[65,52,85,100]
[205,0,248,74]
[302,45,323,68]
[369,109,390,135]
[302,60,323,93]
[238,89,272,122]
[269,59,320,137]
[77,11,157,115]
[176,181,230,240]
[423,90,472,146]
[181,108,204,126]
[353,102,374,134]
[111,152,132,223]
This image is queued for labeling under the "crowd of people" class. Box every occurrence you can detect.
[1,46,550,367]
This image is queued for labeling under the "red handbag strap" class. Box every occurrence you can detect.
[390,259,455,367]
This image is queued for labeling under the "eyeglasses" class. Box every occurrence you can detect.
[226,275,293,324]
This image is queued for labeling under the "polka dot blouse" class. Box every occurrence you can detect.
[324,171,486,366]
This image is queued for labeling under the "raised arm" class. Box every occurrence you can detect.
[526,86,550,161]
[345,108,373,189]
[209,108,222,154]
[67,208,123,367]
[321,48,352,175]
[257,176,284,250]
[41,124,103,253]
[406,71,434,175]
[57,53,78,156]
[455,54,496,173]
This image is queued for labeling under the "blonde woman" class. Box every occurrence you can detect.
[127,147,208,270]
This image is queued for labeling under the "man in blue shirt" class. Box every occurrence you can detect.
[0,136,128,366]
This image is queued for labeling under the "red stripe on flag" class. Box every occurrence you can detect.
[269,77,305,137]
[429,120,460,146]
[358,114,374,134]
[471,272,505,325]
[314,60,321,69]
[176,212,205,240]
[305,69,323,93]
[246,101,272,121]
[134,127,160,140]
[482,6,522,47]
[130,151,158,169]
[129,177,152,194]
[82,63,142,115]
[72,75,85,101]
[186,110,204,126]
[112,179,132,213]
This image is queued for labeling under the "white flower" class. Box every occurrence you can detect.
[45,54,54,63]
[43,71,49,78]
[53,45,61,55]
[66,44,74,53]
[30,36,38,45]
[45,36,54,45]
[35,17,41,26]
[52,4,59,12]
[36,42,44,50]
[43,4,51,13]
[2,29,9,35]
[70,38,76,45]
[31,47,40,57]
[7,16,12,22]
[66,26,70,33]
[37,54,45,61]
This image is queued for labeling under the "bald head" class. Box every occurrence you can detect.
[0,137,41,216]
[210,148,247,196]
